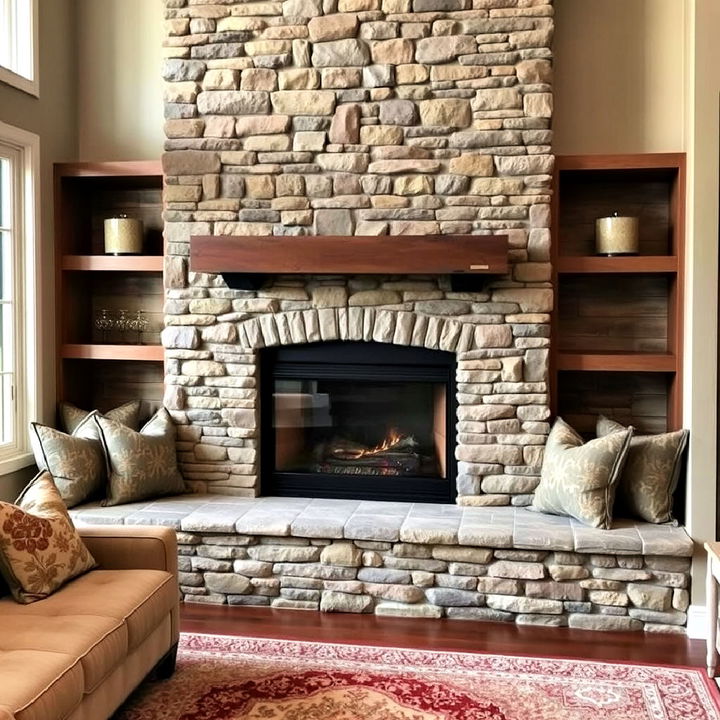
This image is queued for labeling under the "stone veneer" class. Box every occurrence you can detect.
[70,497,693,633]
[161,0,555,503]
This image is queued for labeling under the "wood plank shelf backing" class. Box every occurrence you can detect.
[557,352,677,373]
[190,235,509,276]
[61,255,164,272]
[61,344,164,361]
[557,256,678,274]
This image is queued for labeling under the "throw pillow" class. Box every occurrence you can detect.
[531,417,633,529]
[95,407,186,506]
[596,415,689,524]
[60,400,141,435]
[0,471,96,603]
[29,413,106,508]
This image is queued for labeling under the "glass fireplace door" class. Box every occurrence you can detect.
[260,342,456,503]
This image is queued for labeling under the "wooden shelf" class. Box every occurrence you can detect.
[54,160,162,178]
[557,256,678,274]
[190,234,509,276]
[557,352,677,373]
[62,255,163,272]
[61,344,164,361]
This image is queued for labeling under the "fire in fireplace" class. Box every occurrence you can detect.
[260,342,457,503]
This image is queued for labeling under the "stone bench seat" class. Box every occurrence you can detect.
[70,495,694,633]
[70,494,693,557]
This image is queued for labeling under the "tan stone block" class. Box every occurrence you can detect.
[278,68,320,90]
[163,151,220,176]
[244,40,292,56]
[516,59,552,85]
[368,159,441,174]
[204,116,235,138]
[165,18,190,36]
[469,177,525,195]
[202,174,220,200]
[245,175,276,199]
[308,14,358,42]
[416,35,476,64]
[312,39,370,67]
[244,134,291,151]
[312,287,348,308]
[219,151,256,165]
[317,152,368,173]
[271,90,336,115]
[240,68,277,91]
[203,69,239,90]
[472,88,522,111]
[164,81,199,104]
[272,196,309,210]
[390,220,440,234]
[449,153,493,176]
[236,115,289,136]
[396,64,429,84]
[524,92,553,118]
[359,125,404,146]
[217,17,267,32]
[293,131,326,151]
[371,38,415,65]
[393,175,433,196]
[321,67,362,88]
[513,262,551,283]
[262,24,308,39]
[276,174,305,196]
[165,185,202,203]
[419,98,471,127]
[281,209,313,225]
[430,65,486,82]
[339,0,379,9]
[371,195,408,208]
[165,119,205,139]
[382,0,410,10]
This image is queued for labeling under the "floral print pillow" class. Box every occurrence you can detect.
[95,407,186,506]
[531,417,633,529]
[0,471,96,603]
[60,400,141,434]
[596,416,689,524]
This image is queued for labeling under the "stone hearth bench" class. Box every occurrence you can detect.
[70,495,694,634]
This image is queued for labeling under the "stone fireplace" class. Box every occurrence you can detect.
[161,0,554,507]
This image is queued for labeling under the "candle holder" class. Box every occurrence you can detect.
[595,213,639,256]
[103,215,143,255]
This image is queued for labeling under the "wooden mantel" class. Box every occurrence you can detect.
[190,235,509,290]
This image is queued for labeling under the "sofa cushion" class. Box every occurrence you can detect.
[0,568,176,652]
[0,472,97,603]
[0,612,127,694]
[0,648,84,720]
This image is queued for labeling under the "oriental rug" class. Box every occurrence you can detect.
[115,632,720,719]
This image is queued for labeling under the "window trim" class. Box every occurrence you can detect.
[0,0,39,97]
[0,121,41,475]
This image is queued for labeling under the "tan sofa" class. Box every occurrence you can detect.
[0,526,179,720]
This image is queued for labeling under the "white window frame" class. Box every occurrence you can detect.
[0,121,41,474]
[0,0,39,97]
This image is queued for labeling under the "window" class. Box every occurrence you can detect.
[0,0,38,96]
[0,122,40,473]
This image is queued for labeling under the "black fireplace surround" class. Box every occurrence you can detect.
[260,342,457,503]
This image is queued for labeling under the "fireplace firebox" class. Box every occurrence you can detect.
[260,342,457,503]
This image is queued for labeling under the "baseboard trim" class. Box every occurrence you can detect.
[687,605,708,639]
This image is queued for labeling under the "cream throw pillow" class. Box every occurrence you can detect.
[95,407,186,506]
[29,413,106,508]
[596,416,688,524]
[60,400,141,435]
[0,471,96,603]
[532,417,633,529]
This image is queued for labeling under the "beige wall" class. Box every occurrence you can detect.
[554,0,686,155]
[0,0,78,501]
[77,0,164,161]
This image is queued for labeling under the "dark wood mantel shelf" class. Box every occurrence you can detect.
[190,234,509,290]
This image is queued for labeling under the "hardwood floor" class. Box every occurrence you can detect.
[180,603,706,668]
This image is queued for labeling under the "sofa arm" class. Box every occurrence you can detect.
[78,525,178,576]
[0,706,15,720]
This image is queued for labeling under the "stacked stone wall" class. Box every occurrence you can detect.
[177,532,690,632]
[161,0,555,503]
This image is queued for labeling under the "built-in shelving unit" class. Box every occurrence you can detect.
[551,153,685,434]
[54,161,165,415]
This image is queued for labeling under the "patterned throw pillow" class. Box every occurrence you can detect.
[531,417,633,529]
[60,400,141,435]
[94,407,186,507]
[29,413,106,508]
[596,416,689,524]
[0,471,96,603]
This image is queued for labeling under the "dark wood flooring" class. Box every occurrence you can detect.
[180,603,705,668]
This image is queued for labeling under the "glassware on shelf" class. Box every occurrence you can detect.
[94,309,112,343]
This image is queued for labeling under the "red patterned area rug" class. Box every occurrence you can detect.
[115,633,720,720]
